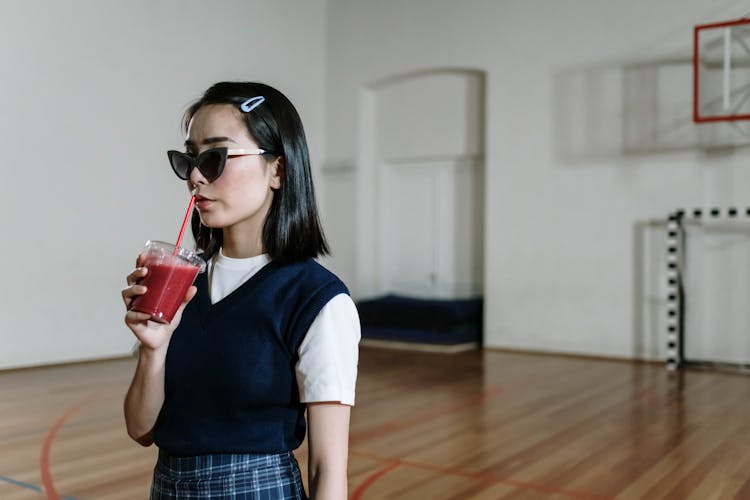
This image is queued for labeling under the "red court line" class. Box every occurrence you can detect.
[40,393,99,500]
[349,460,401,500]
[349,450,613,500]
[350,386,504,444]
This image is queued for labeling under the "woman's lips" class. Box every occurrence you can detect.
[194,194,214,209]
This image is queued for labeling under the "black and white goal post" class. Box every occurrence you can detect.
[665,210,684,371]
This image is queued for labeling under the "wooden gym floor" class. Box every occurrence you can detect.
[1,346,749,499]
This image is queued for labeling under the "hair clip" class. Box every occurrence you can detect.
[240,96,265,112]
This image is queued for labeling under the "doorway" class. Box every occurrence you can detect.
[359,69,485,300]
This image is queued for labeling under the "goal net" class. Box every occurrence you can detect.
[680,216,750,366]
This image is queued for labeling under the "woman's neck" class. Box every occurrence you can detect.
[221,223,265,259]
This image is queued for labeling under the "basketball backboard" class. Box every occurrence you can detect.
[694,18,750,123]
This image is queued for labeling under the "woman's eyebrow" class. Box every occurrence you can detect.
[184,136,238,147]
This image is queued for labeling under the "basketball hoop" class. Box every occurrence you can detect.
[694,18,750,123]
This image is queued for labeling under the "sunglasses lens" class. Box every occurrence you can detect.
[197,149,225,182]
[168,151,192,180]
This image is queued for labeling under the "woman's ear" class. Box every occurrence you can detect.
[269,156,284,190]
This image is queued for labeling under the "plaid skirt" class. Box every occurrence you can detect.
[150,450,308,499]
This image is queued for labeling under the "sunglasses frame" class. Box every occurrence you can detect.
[167,147,274,182]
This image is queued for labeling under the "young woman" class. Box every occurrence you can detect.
[121,82,360,499]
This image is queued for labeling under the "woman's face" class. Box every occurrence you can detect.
[185,104,281,231]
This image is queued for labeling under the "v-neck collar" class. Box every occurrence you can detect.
[194,258,277,328]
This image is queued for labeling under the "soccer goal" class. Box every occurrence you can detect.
[666,208,750,371]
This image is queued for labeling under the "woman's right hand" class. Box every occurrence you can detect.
[121,254,197,352]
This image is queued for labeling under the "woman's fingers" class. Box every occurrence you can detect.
[124,310,171,350]
[121,284,147,307]
[135,252,147,268]
[123,261,149,307]
[126,266,148,286]
[124,309,152,325]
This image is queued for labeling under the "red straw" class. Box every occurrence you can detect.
[174,192,196,255]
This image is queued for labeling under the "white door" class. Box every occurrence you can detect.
[379,162,439,296]
[378,157,484,298]
[370,70,485,299]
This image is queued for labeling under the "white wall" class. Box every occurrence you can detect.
[0,0,328,369]
[7,0,750,369]
[323,0,750,359]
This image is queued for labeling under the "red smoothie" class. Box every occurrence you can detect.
[130,261,200,323]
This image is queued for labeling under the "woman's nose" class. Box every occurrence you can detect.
[188,165,208,189]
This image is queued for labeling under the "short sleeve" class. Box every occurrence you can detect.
[295,293,361,406]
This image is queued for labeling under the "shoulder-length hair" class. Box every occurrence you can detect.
[184,81,329,264]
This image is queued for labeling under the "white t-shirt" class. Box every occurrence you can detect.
[209,249,360,406]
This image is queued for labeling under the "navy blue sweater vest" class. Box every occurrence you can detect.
[152,258,349,456]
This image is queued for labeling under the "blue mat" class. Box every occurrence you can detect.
[356,295,482,345]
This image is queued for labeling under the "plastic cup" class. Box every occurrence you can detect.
[129,240,206,323]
